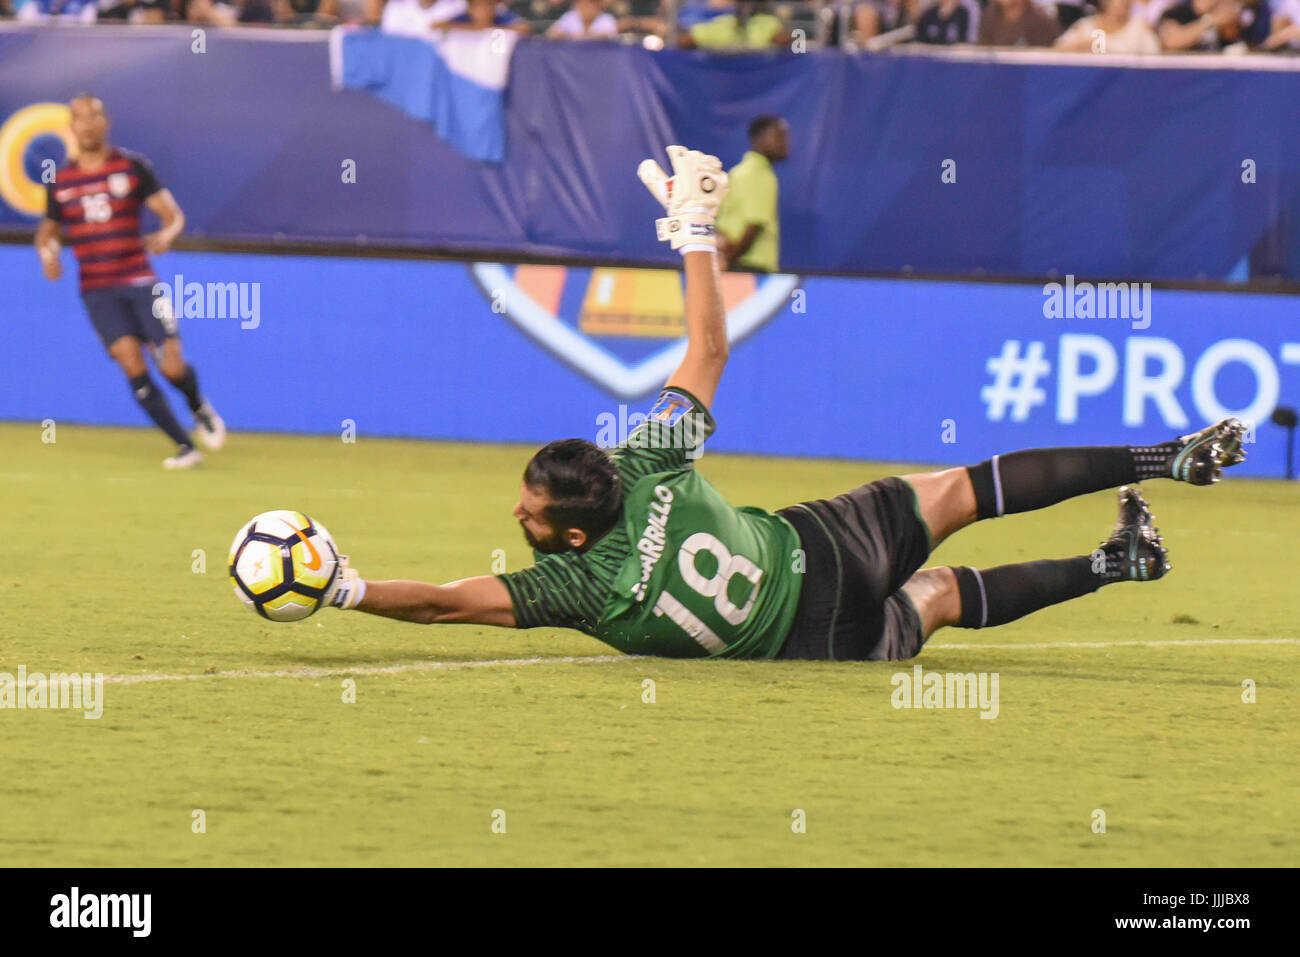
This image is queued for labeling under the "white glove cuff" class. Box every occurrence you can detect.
[329,574,366,610]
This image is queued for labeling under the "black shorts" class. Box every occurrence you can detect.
[82,283,177,351]
[775,476,933,661]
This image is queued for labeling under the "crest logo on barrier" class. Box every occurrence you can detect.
[469,263,799,399]
[0,103,77,218]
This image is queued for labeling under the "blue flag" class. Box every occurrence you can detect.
[331,27,516,164]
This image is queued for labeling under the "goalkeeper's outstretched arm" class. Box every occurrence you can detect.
[330,568,517,627]
[670,251,728,409]
[637,145,730,408]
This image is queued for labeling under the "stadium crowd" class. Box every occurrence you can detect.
[3,0,1299,53]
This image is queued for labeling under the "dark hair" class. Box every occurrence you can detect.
[748,114,784,143]
[523,439,622,546]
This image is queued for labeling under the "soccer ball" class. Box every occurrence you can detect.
[229,510,339,621]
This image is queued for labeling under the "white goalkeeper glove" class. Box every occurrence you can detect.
[637,145,728,254]
[324,554,365,610]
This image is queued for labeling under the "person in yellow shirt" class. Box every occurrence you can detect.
[716,115,788,272]
[681,0,792,48]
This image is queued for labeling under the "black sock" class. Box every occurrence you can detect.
[952,558,1100,629]
[166,363,204,415]
[129,373,191,448]
[966,444,1178,520]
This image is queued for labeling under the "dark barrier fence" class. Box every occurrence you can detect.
[2,24,1300,283]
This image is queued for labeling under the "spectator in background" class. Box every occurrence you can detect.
[15,0,95,17]
[675,0,734,29]
[680,0,791,48]
[434,0,531,31]
[850,0,918,43]
[1053,0,1092,31]
[979,0,1062,44]
[1131,0,1178,26]
[185,0,234,22]
[184,0,232,23]
[1237,0,1271,45]
[279,0,376,22]
[237,0,278,19]
[1157,0,1243,49]
[915,0,971,43]
[380,0,464,33]
[1263,0,1300,48]
[716,115,788,273]
[15,0,99,19]
[618,0,712,40]
[185,0,281,22]
[1054,0,1161,50]
[547,0,618,37]
[98,0,171,22]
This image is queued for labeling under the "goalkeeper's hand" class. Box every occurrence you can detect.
[325,555,365,610]
[637,145,728,253]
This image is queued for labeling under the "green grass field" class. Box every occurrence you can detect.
[2,421,1296,866]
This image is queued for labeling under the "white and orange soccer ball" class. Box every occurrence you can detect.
[228,510,339,621]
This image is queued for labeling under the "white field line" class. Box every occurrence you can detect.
[929,637,1300,650]
[100,654,640,686]
[79,637,1298,685]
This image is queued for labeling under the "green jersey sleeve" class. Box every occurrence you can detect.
[497,551,605,631]
[496,528,629,631]
[611,386,716,487]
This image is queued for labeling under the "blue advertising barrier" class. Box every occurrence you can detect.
[2,25,1300,281]
[5,245,1298,478]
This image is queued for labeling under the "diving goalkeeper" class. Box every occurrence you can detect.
[322,146,1247,660]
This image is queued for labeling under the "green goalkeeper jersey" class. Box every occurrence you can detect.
[498,387,804,659]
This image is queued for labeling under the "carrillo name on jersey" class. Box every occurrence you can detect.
[631,484,675,602]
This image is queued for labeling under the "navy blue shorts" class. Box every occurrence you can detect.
[81,283,177,351]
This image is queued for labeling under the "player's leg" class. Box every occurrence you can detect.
[901,421,1247,550]
[897,566,961,641]
[155,336,226,451]
[896,487,1168,653]
[900,559,1106,644]
[131,284,227,451]
[87,288,197,467]
[105,332,199,467]
[105,332,148,379]
[896,467,976,550]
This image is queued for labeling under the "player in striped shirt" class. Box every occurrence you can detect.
[318,146,1246,660]
[35,94,225,470]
